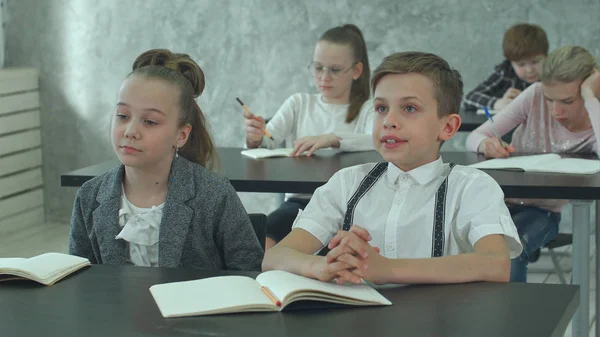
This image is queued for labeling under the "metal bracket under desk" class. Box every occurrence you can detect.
[571,200,593,337]
[596,200,600,337]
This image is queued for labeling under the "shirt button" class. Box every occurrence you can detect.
[386,244,395,251]
[401,175,408,181]
[395,199,402,205]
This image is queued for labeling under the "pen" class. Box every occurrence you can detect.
[261,286,281,307]
[483,107,506,149]
[236,97,274,140]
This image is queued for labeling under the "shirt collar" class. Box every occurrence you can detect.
[385,157,444,186]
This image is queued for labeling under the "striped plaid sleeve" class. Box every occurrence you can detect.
[463,68,506,110]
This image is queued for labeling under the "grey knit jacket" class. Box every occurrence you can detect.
[68,156,263,271]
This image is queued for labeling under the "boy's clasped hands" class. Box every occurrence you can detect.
[312,225,389,285]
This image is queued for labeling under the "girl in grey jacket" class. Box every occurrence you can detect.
[69,49,263,271]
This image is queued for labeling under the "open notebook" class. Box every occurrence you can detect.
[469,153,600,174]
[241,148,298,159]
[0,252,91,285]
[476,108,499,115]
[149,270,392,317]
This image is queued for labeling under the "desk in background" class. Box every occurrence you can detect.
[61,149,600,199]
[459,108,488,131]
[0,265,579,337]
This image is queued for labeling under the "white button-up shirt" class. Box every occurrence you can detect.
[292,158,522,259]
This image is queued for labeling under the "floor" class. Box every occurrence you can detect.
[0,221,70,258]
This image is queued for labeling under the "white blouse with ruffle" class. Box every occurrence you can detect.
[116,190,164,267]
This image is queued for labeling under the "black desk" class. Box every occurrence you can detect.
[0,265,579,337]
[59,148,600,337]
[60,149,387,190]
[61,149,600,200]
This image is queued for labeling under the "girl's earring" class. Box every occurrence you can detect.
[175,145,179,158]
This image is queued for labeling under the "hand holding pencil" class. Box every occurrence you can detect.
[478,137,515,158]
[478,107,515,158]
[238,97,274,148]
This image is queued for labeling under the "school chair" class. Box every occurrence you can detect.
[545,233,573,284]
[248,213,267,250]
[529,233,573,284]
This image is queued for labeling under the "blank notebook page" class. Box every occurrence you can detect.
[241,148,294,158]
[150,276,272,317]
[541,158,600,174]
[11,253,88,278]
[0,258,27,268]
[471,153,560,170]
[476,109,499,115]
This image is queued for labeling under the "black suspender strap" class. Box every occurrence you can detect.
[341,162,388,231]
[317,162,388,256]
[341,162,456,258]
[431,163,456,257]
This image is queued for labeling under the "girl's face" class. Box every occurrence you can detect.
[111,75,190,170]
[542,79,588,131]
[311,41,362,104]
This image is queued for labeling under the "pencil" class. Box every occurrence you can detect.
[261,286,281,307]
[236,97,274,140]
[483,107,506,149]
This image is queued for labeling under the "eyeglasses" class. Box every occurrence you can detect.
[307,62,358,79]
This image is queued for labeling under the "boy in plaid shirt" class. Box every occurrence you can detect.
[463,23,548,111]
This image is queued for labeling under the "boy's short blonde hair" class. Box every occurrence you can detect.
[371,51,463,118]
[541,46,597,83]
[503,23,549,61]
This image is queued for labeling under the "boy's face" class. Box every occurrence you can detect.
[510,54,545,83]
[372,73,460,171]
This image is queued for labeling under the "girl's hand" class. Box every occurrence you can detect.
[243,109,266,148]
[581,69,600,100]
[478,137,515,158]
[291,134,340,157]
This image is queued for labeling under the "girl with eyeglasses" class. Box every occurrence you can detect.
[243,24,374,250]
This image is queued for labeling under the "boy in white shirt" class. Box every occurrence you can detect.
[262,52,523,284]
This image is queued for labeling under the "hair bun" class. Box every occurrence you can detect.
[132,49,205,97]
[342,24,361,35]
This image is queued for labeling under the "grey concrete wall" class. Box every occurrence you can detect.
[4,0,599,221]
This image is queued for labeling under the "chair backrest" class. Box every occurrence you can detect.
[248,213,267,250]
